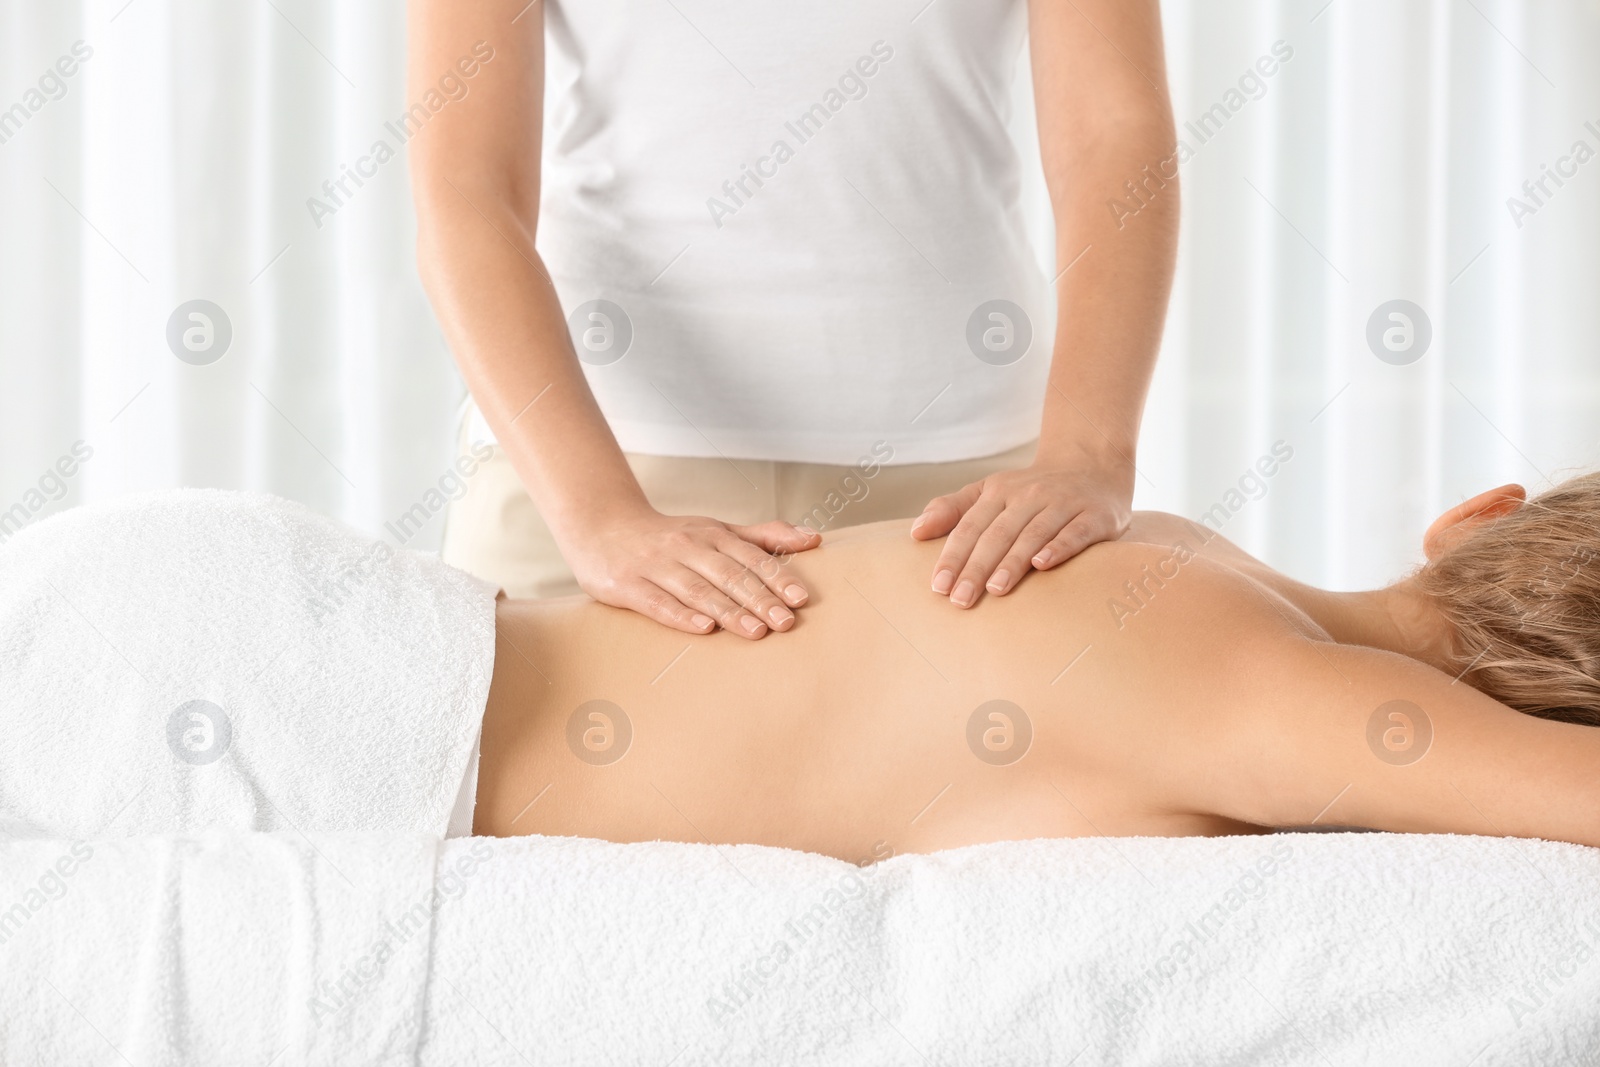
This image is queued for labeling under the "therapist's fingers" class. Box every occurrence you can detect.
[616,577,721,636]
[729,519,821,556]
[984,509,1077,595]
[911,480,985,541]
[725,520,819,608]
[929,489,1009,599]
[692,539,797,631]
[656,562,772,640]
[717,533,812,615]
[1030,512,1113,571]
[947,502,1050,608]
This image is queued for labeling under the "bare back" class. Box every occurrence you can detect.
[475,514,1317,859]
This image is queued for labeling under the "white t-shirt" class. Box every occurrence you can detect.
[522,0,1052,466]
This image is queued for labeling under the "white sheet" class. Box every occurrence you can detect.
[4,829,1597,1065]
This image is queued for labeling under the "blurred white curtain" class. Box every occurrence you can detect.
[0,0,453,543]
[1149,0,1600,587]
[2,0,1597,589]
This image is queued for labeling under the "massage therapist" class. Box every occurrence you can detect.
[408,0,1178,640]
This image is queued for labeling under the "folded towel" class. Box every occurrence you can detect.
[0,489,497,840]
[5,829,1597,1065]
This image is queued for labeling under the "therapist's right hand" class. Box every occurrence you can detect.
[563,509,821,640]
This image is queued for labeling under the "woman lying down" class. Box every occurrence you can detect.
[2,476,1598,859]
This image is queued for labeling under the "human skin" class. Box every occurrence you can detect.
[408,0,1178,637]
[914,0,1178,607]
[408,0,818,643]
[474,486,1600,860]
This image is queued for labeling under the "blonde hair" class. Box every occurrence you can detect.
[1415,471,1600,726]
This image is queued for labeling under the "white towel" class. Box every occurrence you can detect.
[0,832,443,1065]
[4,830,1599,1065]
[0,489,497,840]
[420,832,1600,1064]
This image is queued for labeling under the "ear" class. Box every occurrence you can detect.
[1423,484,1527,560]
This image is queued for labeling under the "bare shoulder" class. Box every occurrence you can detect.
[1187,635,1600,848]
[1069,531,1330,648]
[1022,540,1600,849]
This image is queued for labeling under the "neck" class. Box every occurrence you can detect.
[1313,579,1459,675]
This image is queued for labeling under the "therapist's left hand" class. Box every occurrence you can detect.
[911,449,1134,608]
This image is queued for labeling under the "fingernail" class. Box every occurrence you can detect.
[768,605,794,628]
[784,584,808,605]
[951,580,976,607]
[740,615,766,636]
[691,613,715,630]
[1033,550,1052,568]
[910,512,929,533]
[987,569,1010,594]
[792,523,815,538]
[932,569,955,595]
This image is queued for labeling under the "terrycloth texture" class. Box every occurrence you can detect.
[4,830,1599,1064]
[0,489,497,840]
[0,833,444,1065]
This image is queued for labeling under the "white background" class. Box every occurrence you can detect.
[1,0,1596,590]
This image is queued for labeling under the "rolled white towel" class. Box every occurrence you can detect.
[0,489,497,840]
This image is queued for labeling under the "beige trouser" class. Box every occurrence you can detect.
[440,416,1038,599]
